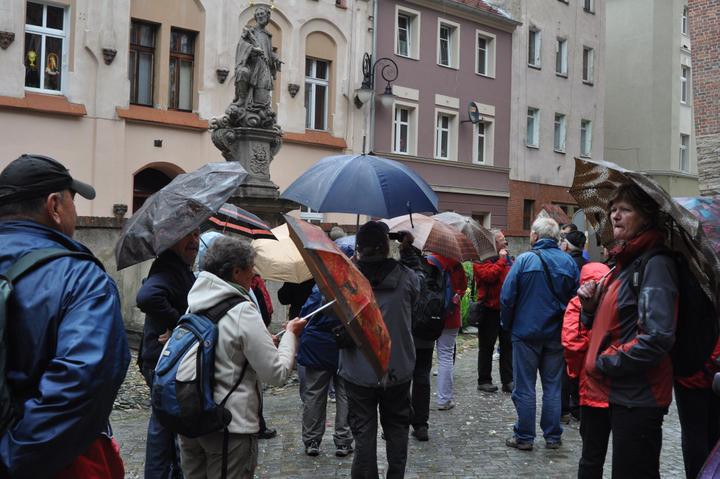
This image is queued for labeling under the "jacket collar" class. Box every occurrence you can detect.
[532,238,560,250]
[0,219,89,253]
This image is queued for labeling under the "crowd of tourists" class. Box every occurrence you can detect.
[0,153,718,479]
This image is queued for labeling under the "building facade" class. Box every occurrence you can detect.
[605,0,699,197]
[489,0,605,236]
[0,0,372,221]
[688,0,720,195]
[371,0,518,229]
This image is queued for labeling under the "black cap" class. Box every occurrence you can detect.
[356,221,389,250]
[0,154,96,203]
[565,230,587,249]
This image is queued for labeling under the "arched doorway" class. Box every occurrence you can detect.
[132,164,184,212]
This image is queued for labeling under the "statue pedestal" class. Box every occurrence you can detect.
[227,195,298,228]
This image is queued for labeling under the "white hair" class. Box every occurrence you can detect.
[531,217,560,241]
[563,239,581,252]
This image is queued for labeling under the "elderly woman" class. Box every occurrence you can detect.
[178,236,306,479]
[578,183,678,479]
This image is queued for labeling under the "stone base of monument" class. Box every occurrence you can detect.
[226,194,298,228]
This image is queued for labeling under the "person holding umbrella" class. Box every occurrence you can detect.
[577,184,678,478]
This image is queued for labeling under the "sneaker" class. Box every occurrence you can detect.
[305,441,320,456]
[501,382,514,393]
[463,326,479,335]
[335,444,353,457]
[505,436,533,451]
[477,383,499,393]
[328,393,336,403]
[437,401,455,411]
[257,428,277,439]
[545,440,562,449]
[411,426,429,441]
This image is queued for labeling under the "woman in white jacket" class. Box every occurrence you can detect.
[178,236,306,479]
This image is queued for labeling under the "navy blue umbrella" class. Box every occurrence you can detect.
[281,154,438,218]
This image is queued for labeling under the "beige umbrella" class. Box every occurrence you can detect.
[382,214,479,262]
[252,224,312,283]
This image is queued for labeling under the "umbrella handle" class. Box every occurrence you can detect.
[300,299,337,321]
[406,201,414,228]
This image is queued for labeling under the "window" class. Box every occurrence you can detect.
[129,21,156,106]
[300,206,323,222]
[475,122,486,164]
[528,29,541,67]
[680,134,690,172]
[681,66,690,104]
[395,7,420,59]
[584,0,595,13]
[305,59,329,130]
[582,46,594,84]
[168,28,196,111]
[476,31,496,77]
[523,199,535,230]
[682,5,688,35]
[527,108,540,147]
[24,2,67,93]
[393,105,411,154]
[580,119,592,157]
[438,21,459,68]
[554,113,566,152]
[555,38,568,76]
[435,113,452,159]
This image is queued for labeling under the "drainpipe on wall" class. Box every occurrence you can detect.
[368,0,378,154]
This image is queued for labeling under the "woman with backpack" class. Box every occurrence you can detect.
[577,183,678,478]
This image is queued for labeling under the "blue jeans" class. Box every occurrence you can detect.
[143,366,184,479]
[511,338,564,444]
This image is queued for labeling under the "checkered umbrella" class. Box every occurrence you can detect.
[382,214,479,262]
[432,212,497,261]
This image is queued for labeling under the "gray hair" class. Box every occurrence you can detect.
[490,228,503,238]
[563,239,581,252]
[531,217,560,241]
[203,236,256,281]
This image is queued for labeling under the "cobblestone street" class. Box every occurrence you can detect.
[112,337,686,478]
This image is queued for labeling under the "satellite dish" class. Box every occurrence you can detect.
[571,209,586,231]
[468,102,482,124]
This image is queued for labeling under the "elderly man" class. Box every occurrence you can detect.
[0,154,129,477]
[473,229,513,393]
[500,218,579,451]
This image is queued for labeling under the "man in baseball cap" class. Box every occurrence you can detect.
[0,154,95,203]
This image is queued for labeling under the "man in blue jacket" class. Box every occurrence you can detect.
[500,217,579,451]
[0,154,130,477]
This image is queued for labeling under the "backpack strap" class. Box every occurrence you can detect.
[628,248,672,295]
[3,248,102,283]
[531,250,564,306]
[203,296,244,323]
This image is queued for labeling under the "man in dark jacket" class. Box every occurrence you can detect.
[500,218,579,451]
[137,230,198,479]
[562,230,587,272]
[0,154,129,477]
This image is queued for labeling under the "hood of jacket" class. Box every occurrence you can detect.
[580,262,610,285]
[187,271,252,312]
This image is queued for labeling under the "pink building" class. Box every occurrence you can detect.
[369,0,518,228]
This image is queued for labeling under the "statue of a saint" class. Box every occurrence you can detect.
[233,6,281,119]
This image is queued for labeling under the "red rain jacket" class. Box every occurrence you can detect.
[473,256,510,311]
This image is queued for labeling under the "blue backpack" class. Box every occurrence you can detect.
[152,296,246,438]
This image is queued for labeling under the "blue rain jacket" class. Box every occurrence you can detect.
[0,221,130,478]
[296,286,341,372]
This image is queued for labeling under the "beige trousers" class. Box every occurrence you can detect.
[179,430,257,479]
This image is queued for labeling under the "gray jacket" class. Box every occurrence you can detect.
[338,259,421,387]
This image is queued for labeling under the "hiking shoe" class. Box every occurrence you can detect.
[411,426,429,441]
[545,440,562,449]
[501,382,514,393]
[477,383,499,393]
[305,441,320,456]
[505,437,533,451]
[335,444,353,457]
[258,428,277,439]
[438,401,455,411]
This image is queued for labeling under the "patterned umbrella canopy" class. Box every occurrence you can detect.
[675,196,720,255]
[382,214,479,262]
[432,212,497,261]
[570,157,720,307]
[207,203,276,240]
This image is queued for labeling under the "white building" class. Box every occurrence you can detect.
[604,0,698,196]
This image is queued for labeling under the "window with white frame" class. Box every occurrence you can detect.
[393,104,416,155]
[435,111,456,160]
[681,65,690,104]
[300,206,324,222]
[554,113,566,152]
[438,21,459,68]
[680,134,690,172]
[528,29,541,68]
[473,121,493,165]
[305,58,330,130]
[580,119,592,157]
[24,1,67,93]
[396,7,420,59]
[584,0,594,13]
[682,5,688,35]
[476,32,496,77]
[582,46,594,83]
[527,108,540,147]
[555,38,568,76]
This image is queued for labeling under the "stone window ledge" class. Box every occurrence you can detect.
[0,92,87,117]
[116,105,209,131]
[284,130,347,150]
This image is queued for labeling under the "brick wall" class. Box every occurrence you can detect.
[506,180,577,237]
[689,0,720,194]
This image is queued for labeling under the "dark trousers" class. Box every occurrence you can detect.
[610,404,665,479]
[476,308,512,386]
[674,383,720,479]
[578,406,611,479]
[562,372,580,417]
[142,366,183,479]
[411,347,434,430]
[346,380,411,479]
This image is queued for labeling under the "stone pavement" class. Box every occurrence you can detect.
[112,337,686,478]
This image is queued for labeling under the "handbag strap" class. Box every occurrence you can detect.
[531,250,564,306]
